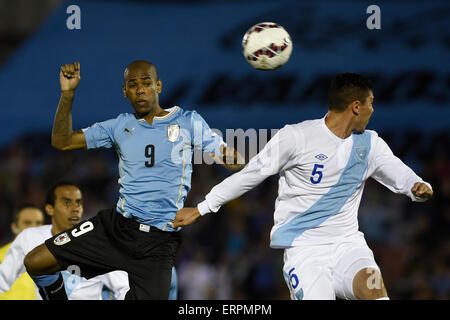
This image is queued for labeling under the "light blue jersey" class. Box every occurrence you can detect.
[83,106,224,231]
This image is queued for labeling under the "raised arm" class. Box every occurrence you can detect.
[52,62,87,150]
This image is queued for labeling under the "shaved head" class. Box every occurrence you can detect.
[124,60,158,82]
[122,60,163,117]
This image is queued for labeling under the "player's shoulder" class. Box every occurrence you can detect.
[285,118,323,137]
[362,129,382,143]
[114,113,135,122]
[292,118,322,130]
[87,113,133,130]
[19,225,52,240]
[363,129,392,153]
[94,112,133,122]
[174,105,197,119]
[104,113,138,133]
[365,129,379,137]
[172,105,209,127]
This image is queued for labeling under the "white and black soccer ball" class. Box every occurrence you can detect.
[242,22,293,71]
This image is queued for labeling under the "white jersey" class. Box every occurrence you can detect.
[0,225,129,300]
[198,116,431,248]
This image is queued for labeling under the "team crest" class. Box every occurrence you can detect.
[167,125,180,142]
[355,147,368,161]
[54,232,71,246]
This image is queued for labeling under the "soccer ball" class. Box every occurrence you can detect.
[242,22,293,71]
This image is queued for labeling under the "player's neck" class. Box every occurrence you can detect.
[137,105,168,125]
[51,222,62,236]
[325,112,354,139]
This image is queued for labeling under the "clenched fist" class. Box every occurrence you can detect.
[60,62,81,92]
[411,182,433,200]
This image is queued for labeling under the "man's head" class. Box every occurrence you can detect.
[122,60,162,117]
[328,73,374,132]
[11,204,45,236]
[45,181,83,234]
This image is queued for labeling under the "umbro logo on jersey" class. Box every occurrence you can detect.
[315,154,328,161]
[124,128,135,136]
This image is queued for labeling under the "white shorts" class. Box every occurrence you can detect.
[282,232,381,300]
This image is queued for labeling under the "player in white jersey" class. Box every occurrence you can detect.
[0,182,129,299]
[172,73,433,300]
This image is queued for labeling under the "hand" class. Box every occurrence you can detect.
[411,182,433,199]
[172,207,201,228]
[210,145,245,170]
[60,62,81,92]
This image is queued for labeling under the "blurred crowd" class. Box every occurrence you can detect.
[0,129,448,300]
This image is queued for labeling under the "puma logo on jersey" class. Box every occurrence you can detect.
[124,128,135,136]
[315,154,328,161]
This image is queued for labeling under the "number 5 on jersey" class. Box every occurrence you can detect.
[310,164,324,184]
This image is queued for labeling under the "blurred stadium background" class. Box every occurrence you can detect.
[0,0,448,299]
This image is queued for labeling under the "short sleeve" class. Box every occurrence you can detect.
[190,111,225,156]
[82,118,118,149]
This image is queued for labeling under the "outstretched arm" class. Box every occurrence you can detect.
[370,135,433,202]
[173,125,301,228]
[52,62,86,150]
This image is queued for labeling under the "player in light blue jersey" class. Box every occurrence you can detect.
[23,60,242,300]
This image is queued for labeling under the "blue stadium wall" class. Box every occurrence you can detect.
[0,0,448,146]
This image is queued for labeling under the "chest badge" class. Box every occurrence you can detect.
[355,147,368,161]
[167,124,180,142]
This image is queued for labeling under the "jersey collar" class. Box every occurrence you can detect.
[136,106,179,126]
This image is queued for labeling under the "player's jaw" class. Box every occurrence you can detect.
[354,100,374,133]
[130,97,157,117]
[354,116,371,133]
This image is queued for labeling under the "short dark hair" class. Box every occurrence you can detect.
[45,181,79,206]
[12,203,43,224]
[328,73,372,112]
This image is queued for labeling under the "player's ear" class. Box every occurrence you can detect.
[156,79,162,94]
[11,222,20,235]
[350,100,360,115]
[122,84,127,98]
[45,204,55,217]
